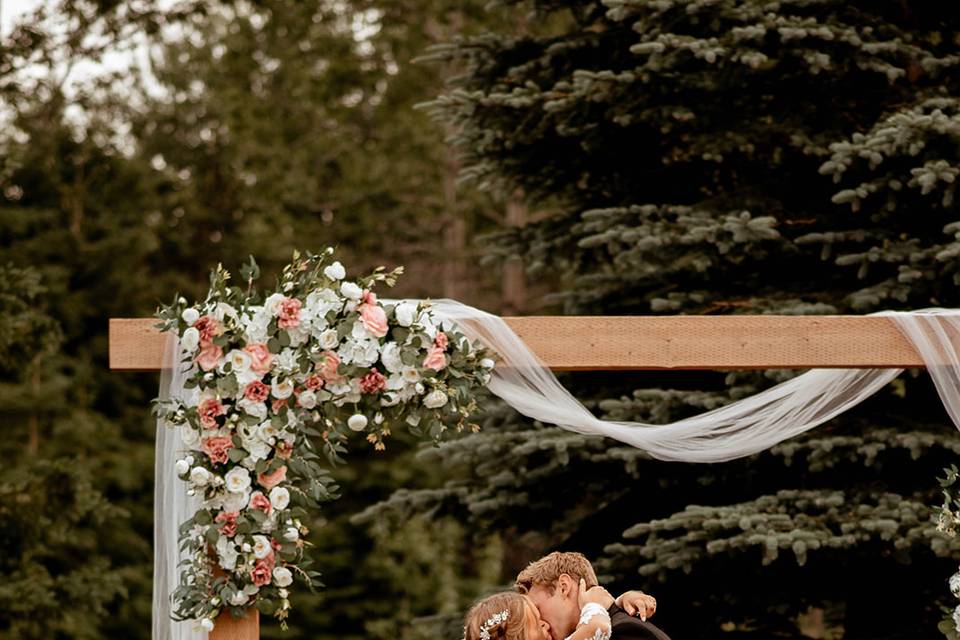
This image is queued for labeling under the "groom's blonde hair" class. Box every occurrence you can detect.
[514,551,599,595]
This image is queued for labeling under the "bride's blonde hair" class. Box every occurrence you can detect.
[463,591,530,640]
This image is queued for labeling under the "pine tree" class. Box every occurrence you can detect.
[367,1,960,637]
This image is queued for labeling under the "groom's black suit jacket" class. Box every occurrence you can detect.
[606,604,671,640]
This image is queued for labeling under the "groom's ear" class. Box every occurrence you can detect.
[556,573,575,599]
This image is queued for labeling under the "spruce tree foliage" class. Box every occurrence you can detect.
[0,265,128,639]
[367,1,960,637]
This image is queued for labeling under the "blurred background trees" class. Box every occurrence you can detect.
[2,0,959,638]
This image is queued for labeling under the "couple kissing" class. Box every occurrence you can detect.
[463,552,670,640]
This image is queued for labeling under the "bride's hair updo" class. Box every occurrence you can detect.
[463,591,529,640]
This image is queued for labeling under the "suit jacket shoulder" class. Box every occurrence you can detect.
[606,604,672,640]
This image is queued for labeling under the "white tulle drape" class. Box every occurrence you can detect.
[153,303,960,637]
[155,330,206,640]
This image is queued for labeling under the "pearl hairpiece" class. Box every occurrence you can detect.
[463,609,510,640]
[480,610,509,640]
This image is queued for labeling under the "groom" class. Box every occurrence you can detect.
[516,552,671,640]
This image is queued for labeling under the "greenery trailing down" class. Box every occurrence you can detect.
[363,1,960,638]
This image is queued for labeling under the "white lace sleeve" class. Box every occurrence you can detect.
[564,603,611,640]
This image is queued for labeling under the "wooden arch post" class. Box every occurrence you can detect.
[109,314,925,639]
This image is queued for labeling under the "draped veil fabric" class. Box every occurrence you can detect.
[153,303,960,638]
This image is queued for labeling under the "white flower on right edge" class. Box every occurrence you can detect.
[423,389,448,409]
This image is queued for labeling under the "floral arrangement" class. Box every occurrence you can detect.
[938,464,960,638]
[151,248,496,631]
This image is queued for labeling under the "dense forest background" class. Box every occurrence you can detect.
[2,1,959,639]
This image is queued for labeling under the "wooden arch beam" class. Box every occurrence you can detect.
[110,315,925,372]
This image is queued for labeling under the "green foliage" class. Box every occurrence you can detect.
[373,1,960,638]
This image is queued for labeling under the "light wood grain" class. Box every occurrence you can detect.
[110,315,926,371]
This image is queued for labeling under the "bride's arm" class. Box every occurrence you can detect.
[564,581,612,640]
[615,589,657,621]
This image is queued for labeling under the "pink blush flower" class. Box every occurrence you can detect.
[194,315,221,345]
[251,559,272,586]
[244,380,270,402]
[434,332,449,350]
[318,351,342,382]
[215,511,238,537]
[359,303,388,338]
[244,343,273,375]
[258,465,287,491]
[198,397,227,429]
[249,491,272,514]
[278,297,302,329]
[360,368,387,394]
[304,374,324,391]
[422,345,447,371]
[202,436,233,465]
[196,343,223,371]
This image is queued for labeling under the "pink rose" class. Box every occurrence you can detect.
[244,379,270,402]
[251,558,272,586]
[215,511,238,537]
[249,491,272,514]
[194,315,221,345]
[304,374,324,391]
[359,302,389,338]
[277,297,302,329]
[202,436,233,465]
[360,368,387,394]
[258,465,287,490]
[196,343,223,371]
[318,351,342,382]
[244,342,273,375]
[198,397,227,429]
[422,345,447,371]
[434,332,448,350]
[271,397,288,413]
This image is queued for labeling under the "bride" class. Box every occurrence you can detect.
[463,581,615,640]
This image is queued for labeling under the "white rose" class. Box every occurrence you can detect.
[340,281,362,300]
[414,382,425,395]
[283,527,299,542]
[379,342,403,373]
[216,535,238,571]
[237,397,267,420]
[394,301,417,327]
[225,467,252,493]
[273,566,293,587]
[319,328,340,350]
[229,592,250,606]
[252,535,272,559]
[257,421,279,442]
[225,349,252,374]
[201,618,215,632]
[181,308,200,325]
[323,261,346,280]
[272,377,294,399]
[298,389,317,409]
[480,358,495,369]
[347,414,368,431]
[189,467,211,486]
[244,439,272,465]
[180,327,200,354]
[374,412,384,425]
[175,459,190,476]
[222,488,250,512]
[417,311,437,339]
[270,486,291,511]
[264,292,287,315]
[423,389,448,409]
[401,366,421,384]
